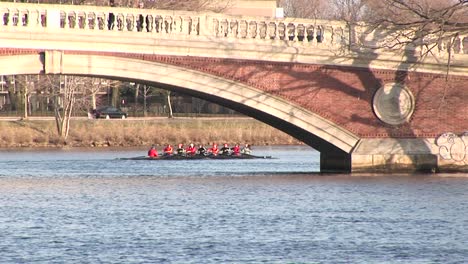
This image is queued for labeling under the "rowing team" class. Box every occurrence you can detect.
[148,143,252,158]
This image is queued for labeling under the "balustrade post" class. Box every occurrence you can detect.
[322,26,333,46]
[187,17,192,35]
[127,15,134,32]
[167,16,172,34]
[122,15,128,31]
[213,18,219,37]
[83,13,89,30]
[72,13,77,29]
[254,21,260,39]
[316,25,324,44]
[6,10,14,27]
[192,17,199,36]
[172,17,177,34]
[155,16,161,33]
[291,24,298,42]
[28,9,40,28]
[114,14,120,31]
[141,14,147,32]
[20,11,27,27]
[197,15,206,36]
[272,22,279,41]
[175,16,182,35]
[147,15,154,33]
[1,10,6,26]
[228,19,235,39]
[124,14,129,31]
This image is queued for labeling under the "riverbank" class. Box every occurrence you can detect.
[0,117,301,148]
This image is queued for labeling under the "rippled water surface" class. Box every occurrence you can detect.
[1,146,468,263]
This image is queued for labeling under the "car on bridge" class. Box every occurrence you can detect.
[93,106,127,119]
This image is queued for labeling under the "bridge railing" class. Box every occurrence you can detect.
[1,2,467,58]
[0,3,350,46]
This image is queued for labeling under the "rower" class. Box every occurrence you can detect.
[148,145,158,158]
[231,143,241,156]
[186,143,196,155]
[163,144,173,156]
[209,143,219,156]
[220,143,231,155]
[176,143,186,156]
[241,144,251,155]
[197,144,207,156]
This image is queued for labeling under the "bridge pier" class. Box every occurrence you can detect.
[321,138,468,173]
[320,151,351,173]
[349,138,467,173]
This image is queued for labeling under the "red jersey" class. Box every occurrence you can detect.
[186,146,197,155]
[210,147,219,155]
[232,145,240,155]
[148,148,158,157]
[163,146,173,155]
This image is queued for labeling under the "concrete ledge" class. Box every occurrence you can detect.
[352,154,438,173]
[351,138,468,173]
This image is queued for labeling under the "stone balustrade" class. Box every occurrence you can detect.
[1,2,467,57]
[0,2,351,47]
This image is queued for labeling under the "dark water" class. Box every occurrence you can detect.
[0,146,467,263]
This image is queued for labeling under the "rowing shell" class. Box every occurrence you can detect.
[117,154,272,160]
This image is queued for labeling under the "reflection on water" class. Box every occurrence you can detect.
[0,146,467,263]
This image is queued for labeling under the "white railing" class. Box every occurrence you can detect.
[0,2,349,46]
[0,2,467,56]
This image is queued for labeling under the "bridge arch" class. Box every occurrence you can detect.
[1,52,360,170]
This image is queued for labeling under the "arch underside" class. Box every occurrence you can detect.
[0,53,360,156]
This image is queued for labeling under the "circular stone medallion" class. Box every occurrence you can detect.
[372,83,415,126]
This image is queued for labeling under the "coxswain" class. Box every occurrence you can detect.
[209,143,219,156]
[176,143,186,155]
[241,144,251,155]
[220,143,231,155]
[163,144,173,156]
[186,143,196,155]
[197,144,207,156]
[231,143,241,156]
[148,145,158,158]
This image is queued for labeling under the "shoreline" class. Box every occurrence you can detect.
[0,117,302,149]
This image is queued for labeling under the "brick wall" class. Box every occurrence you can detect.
[2,48,467,138]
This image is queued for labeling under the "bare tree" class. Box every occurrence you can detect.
[134,83,154,117]
[35,0,233,11]
[165,90,173,118]
[138,0,233,12]
[85,77,108,111]
[278,0,333,19]
[361,0,468,51]
[330,0,367,21]
[8,75,37,119]
[45,75,87,140]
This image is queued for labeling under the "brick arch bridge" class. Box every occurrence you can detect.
[1,3,467,172]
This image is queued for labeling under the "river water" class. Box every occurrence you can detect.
[0,146,467,263]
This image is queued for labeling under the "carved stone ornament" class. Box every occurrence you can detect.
[372,83,415,126]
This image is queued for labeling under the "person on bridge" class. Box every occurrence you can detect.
[186,143,197,156]
[163,144,173,156]
[108,0,115,30]
[148,145,158,158]
[209,143,219,156]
